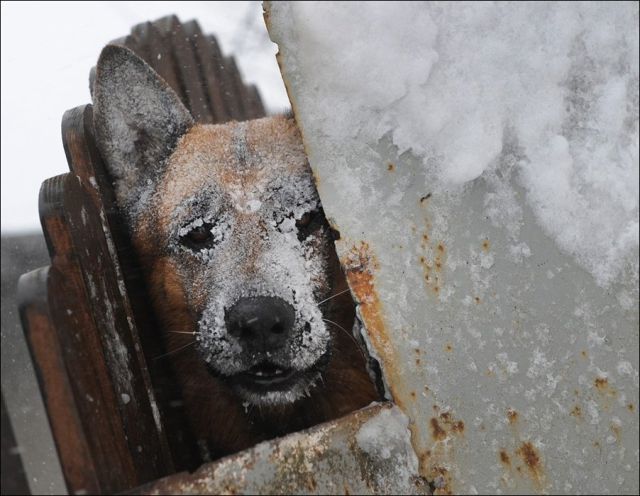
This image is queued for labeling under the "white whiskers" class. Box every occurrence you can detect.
[317,287,352,305]
[322,318,367,361]
[154,340,196,360]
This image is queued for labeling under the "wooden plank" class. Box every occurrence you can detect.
[182,20,229,124]
[198,35,243,122]
[220,54,248,121]
[66,103,199,473]
[245,83,267,120]
[151,15,207,121]
[61,105,174,482]
[163,16,213,123]
[130,22,183,101]
[18,267,98,495]
[19,172,138,494]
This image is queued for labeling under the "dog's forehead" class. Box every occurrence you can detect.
[156,116,313,229]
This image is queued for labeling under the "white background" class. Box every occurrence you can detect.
[1,1,288,233]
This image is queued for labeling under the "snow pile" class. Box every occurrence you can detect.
[268,2,639,287]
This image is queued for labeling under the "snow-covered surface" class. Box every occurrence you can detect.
[268,1,638,288]
[268,2,639,493]
[1,1,289,233]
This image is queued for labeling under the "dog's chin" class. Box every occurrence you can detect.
[212,353,330,408]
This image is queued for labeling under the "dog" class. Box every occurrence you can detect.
[92,45,378,459]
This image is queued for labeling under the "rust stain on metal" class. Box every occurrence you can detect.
[499,449,511,466]
[506,408,519,425]
[481,239,490,252]
[341,242,397,385]
[387,162,396,171]
[418,218,445,296]
[429,409,466,443]
[425,465,452,496]
[430,418,447,441]
[515,441,546,488]
[627,403,635,412]
[594,376,617,398]
[570,405,582,419]
[452,421,464,434]
[422,409,466,494]
[594,376,608,390]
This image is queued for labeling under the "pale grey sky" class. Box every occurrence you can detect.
[1,1,289,233]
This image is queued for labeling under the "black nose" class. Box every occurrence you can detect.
[225,296,296,350]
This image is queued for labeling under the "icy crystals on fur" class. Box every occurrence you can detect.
[158,119,331,405]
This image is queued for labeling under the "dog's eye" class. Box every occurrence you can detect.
[180,223,214,250]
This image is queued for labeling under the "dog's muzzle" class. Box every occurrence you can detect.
[208,295,329,404]
[224,296,295,353]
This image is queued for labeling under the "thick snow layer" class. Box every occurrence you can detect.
[268,2,639,287]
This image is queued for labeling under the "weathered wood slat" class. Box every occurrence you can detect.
[219,53,248,121]
[155,15,213,123]
[19,173,139,494]
[246,84,267,120]
[61,105,174,480]
[131,21,183,103]
[182,20,228,124]
[65,104,199,473]
[18,265,101,495]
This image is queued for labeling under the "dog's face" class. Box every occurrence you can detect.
[154,120,334,406]
[93,46,335,407]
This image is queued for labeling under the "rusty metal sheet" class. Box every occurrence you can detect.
[131,403,427,495]
[266,3,639,495]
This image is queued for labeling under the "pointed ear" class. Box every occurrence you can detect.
[92,44,194,218]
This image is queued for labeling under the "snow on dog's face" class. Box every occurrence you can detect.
[92,46,334,407]
[154,119,333,406]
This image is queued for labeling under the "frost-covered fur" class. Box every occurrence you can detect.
[93,45,377,458]
[156,121,330,404]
